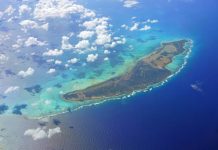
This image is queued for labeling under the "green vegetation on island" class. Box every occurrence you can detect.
[62,40,190,102]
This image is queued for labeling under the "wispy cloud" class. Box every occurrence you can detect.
[123,0,139,8]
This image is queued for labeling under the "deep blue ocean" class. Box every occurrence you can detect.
[69,0,218,149]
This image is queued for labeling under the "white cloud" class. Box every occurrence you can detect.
[20,20,49,32]
[83,17,109,30]
[33,0,91,20]
[48,127,61,138]
[41,23,49,31]
[0,54,9,64]
[47,68,56,74]
[82,15,120,49]
[25,37,47,47]
[64,64,69,68]
[191,82,203,92]
[24,128,47,140]
[67,58,79,64]
[123,0,139,8]
[4,5,15,16]
[54,60,62,65]
[19,5,32,16]
[122,20,157,32]
[12,38,25,49]
[104,37,126,48]
[75,40,90,49]
[87,54,98,62]
[146,19,159,24]
[121,24,129,30]
[83,19,98,30]
[46,59,54,63]
[130,22,139,31]
[104,50,110,54]
[24,127,61,140]
[18,67,35,78]
[95,24,108,35]
[20,20,38,30]
[78,31,95,39]
[4,86,19,94]
[114,37,126,44]
[104,57,109,61]
[82,9,96,18]
[95,34,111,45]
[140,25,151,31]
[90,46,97,51]
[43,49,64,56]
[61,36,73,50]
[82,17,112,46]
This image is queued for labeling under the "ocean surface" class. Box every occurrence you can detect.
[1,0,218,149]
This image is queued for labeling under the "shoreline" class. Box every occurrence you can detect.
[2,39,193,120]
[62,39,192,101]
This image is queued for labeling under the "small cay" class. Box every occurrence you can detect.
[62,40,190,102]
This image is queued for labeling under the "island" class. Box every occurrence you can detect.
[62,40,190,102]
